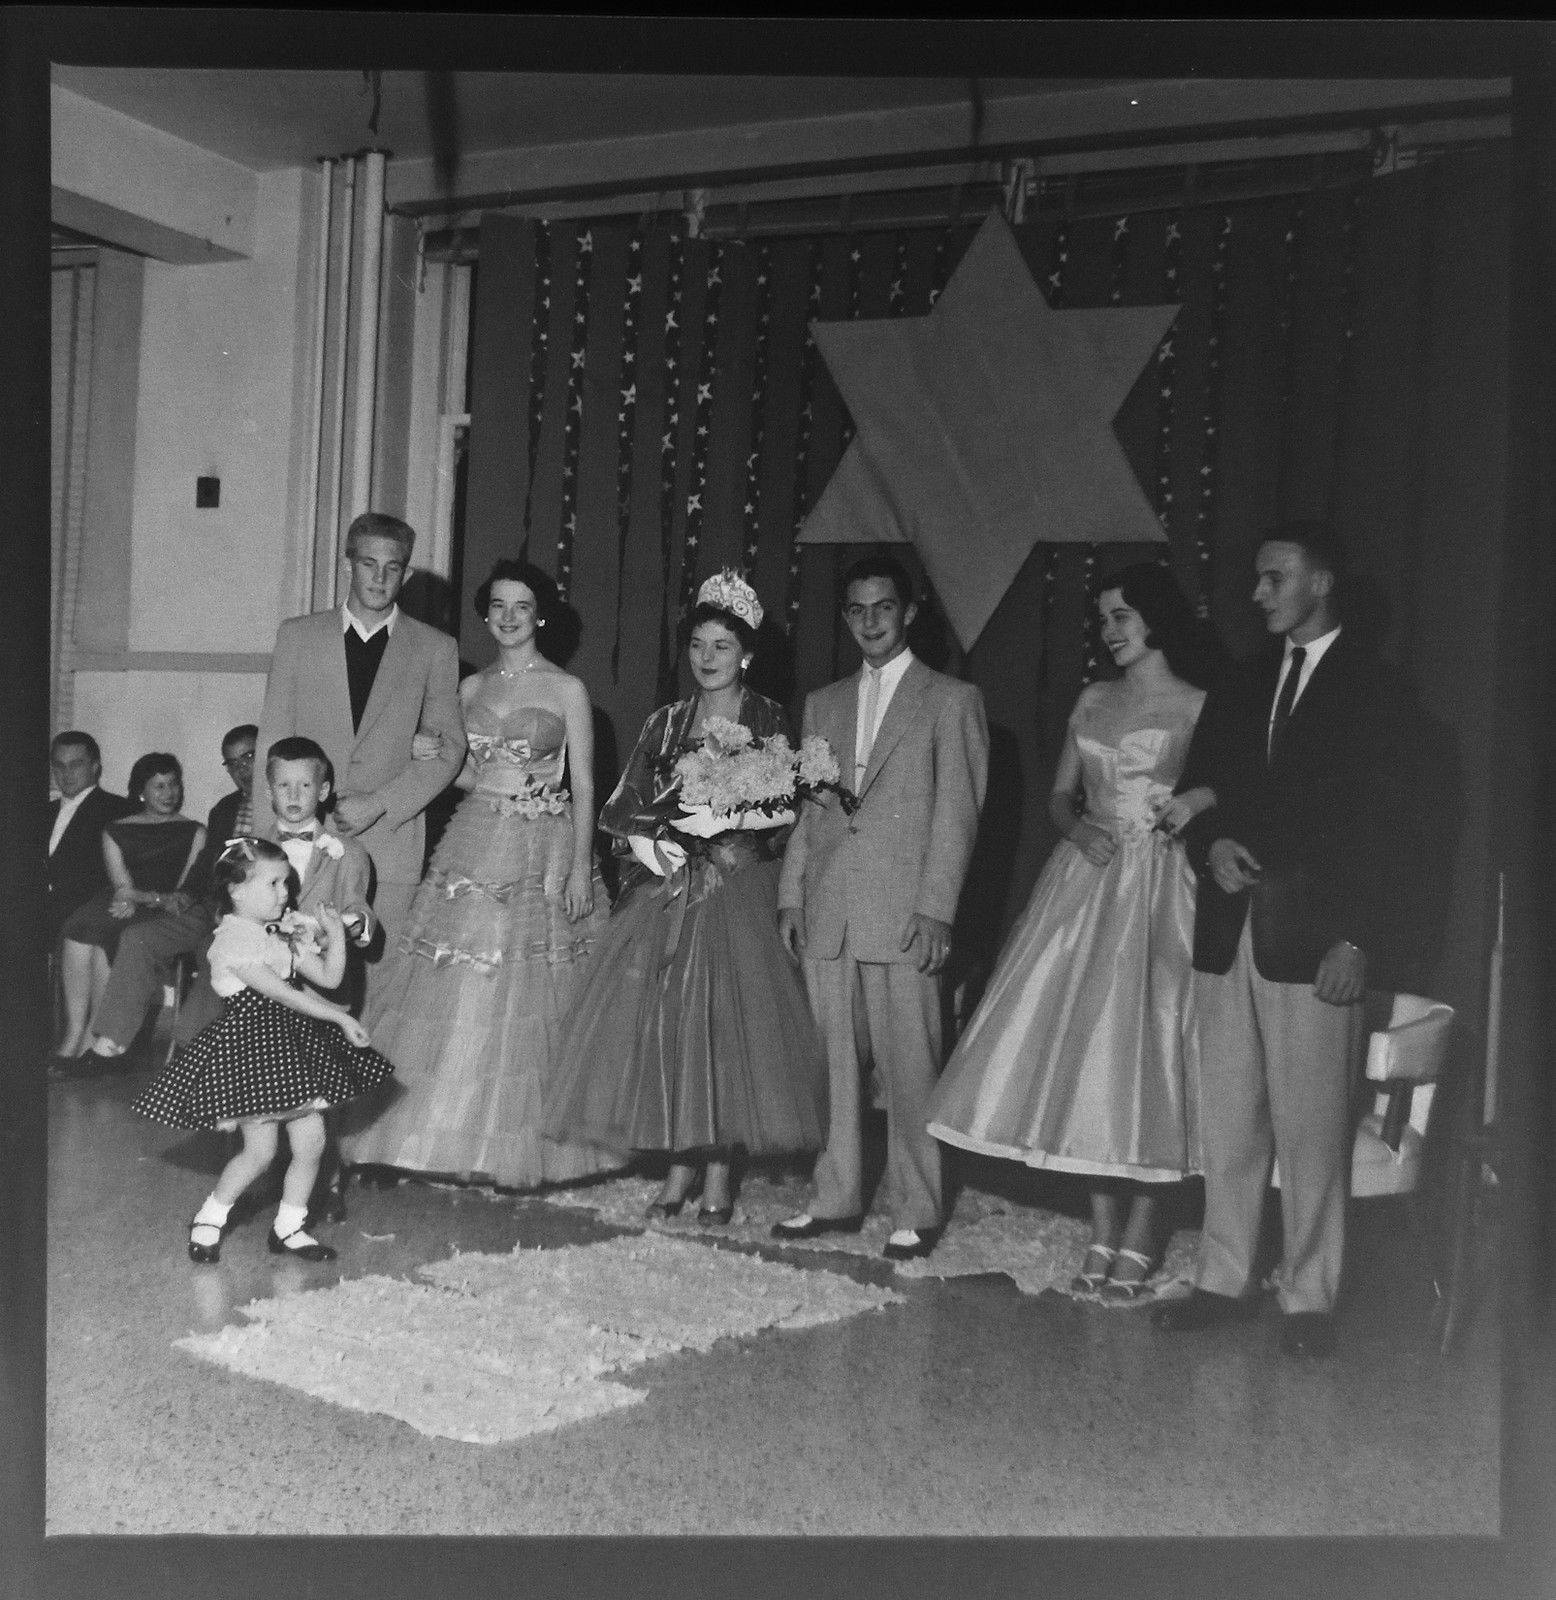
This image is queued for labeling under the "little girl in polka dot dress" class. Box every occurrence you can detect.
[134,837,394,1264]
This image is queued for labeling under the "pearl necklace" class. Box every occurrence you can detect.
[497,660,542,678]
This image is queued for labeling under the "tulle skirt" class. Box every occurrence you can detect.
[543,845,827,1157]
[338,791,622,1188]
[927,832,1202,1183]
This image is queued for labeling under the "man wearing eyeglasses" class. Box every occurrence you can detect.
[81,725,257,1065]
[775,552,988,1262]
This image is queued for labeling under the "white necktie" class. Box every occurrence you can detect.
[856,666,882,788]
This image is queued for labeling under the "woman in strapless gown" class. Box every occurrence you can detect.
[339,561,620,1190]
[927,564,1224,1299]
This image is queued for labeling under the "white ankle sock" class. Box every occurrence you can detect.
[274,1202,309,1239]
[192,1195,232,1229]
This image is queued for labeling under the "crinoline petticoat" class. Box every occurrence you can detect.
[337,787,622,1188]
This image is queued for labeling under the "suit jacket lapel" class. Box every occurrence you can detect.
[313,613,356,756]
[834,676,861,797]
[859,658,927,797]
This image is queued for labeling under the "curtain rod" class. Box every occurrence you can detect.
[417,147,1406,263]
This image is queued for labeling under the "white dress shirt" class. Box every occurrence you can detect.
[855,648,915,787]
[275,822,320,880]
[49,785,97,856]
[342,602,398,642]
[1268,624,1341,745]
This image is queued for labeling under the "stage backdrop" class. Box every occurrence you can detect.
[461,147,1509,1032]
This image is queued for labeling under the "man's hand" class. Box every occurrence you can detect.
[1208,838,1262,895]
[332,795,386,837]
[778,907,806,963]
[1069,820,1117,868]
[1314,940,1367,1006]
[901,913,952,975]
[109,896,136,921]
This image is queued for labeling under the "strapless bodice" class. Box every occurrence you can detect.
[466,705,568,793]
[1074,705,1198,842]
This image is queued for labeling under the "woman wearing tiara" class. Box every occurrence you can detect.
[543,570,827,1224]
[927,563,1224,1300]
[339,559,620,1190]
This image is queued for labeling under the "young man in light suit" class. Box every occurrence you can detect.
[775,553,988,1260]
[254,512,466,991]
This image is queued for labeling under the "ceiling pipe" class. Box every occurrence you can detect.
[348,149,389,532]
[303,157,334,613]
[326,155,357,607]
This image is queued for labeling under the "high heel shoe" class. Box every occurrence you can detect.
[1099,1247,1157,1302]
[1069,1243,1118,1294]
[267,1226,337,1263]
[644,1196,687,1221]
[696,1202,734,1226]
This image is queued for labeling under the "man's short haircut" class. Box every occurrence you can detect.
[221,723,258,756]
[839,550,916,611]
[1264,519,1346,581]
[51,730,101,765]
[265,735,334,787]
[344,511,415,562]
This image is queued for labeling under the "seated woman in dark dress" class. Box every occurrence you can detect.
[57,751,206,1061]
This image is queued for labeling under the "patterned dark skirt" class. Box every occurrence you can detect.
[132,988,395,1131]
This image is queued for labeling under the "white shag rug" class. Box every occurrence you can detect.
[175,1233,901,1445]
[543,1172,1198,1301]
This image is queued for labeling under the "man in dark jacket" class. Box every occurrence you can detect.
[1154,522,1408,1359]
[47,732,133,950]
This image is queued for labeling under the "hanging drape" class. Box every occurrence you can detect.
[462,146,1511,1026]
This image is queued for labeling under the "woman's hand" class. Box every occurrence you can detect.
[411,730,444,761]
[109,894,137,920]
[563,864,594,922]
[1069,819,1117,867]
[338,1015,371,1049]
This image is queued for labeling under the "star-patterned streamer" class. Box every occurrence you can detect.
[1277,195,1306,510]
[676,241,726,635]
[655,230,688,704]
[1153,213,1183,538]
[1109,213,1131,305]
[1326,181,1365,524]
[740,240,776,574]
[1193,212,1232,616]
[928,225,954,308]
[519,221,552,563]
[785,237,826,628]
[1043,218,1070,643]
[832,238,866,677]
[887,231,909,314]
[555,226,595,602]
[610,227,646,680]
[801,212,1177,651]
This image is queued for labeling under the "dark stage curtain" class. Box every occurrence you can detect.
[463,146,1512,1030]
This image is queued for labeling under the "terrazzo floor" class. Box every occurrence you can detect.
[45,1059,1500,1539]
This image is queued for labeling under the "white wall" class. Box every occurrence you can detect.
[71,670,267,823]
[128,166,318,654]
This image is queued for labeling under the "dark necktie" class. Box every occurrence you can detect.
[277,829,316,842]
[1268,645,1307,763]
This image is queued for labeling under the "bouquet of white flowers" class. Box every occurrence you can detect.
[657,716,856,839]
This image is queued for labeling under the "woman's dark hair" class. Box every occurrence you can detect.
[686,600,758,655]
[473,559,560,629]
[128,751,182,805]
[1103,562,1225,689]
[210,835,289,913]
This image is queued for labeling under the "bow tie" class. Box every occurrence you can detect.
[277,829,318,843]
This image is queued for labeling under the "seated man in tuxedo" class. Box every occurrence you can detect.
[1154,521,1409,1359]
[81,724,259,1065]
[48,731,133,954]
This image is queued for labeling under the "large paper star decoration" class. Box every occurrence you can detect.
[801,211,1179,650]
